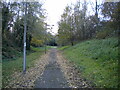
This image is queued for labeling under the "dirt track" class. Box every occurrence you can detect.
[34,48,69,88]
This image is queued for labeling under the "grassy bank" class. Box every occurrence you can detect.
[60,37,118,88]
[2,46,50,88]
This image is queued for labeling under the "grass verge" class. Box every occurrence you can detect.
[59,37,118,88]
[2,46,50,88]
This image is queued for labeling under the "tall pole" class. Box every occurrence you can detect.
[45,39,46,54]
[23,2,27,73]
[45,31,47,54]
[44,24,48,54]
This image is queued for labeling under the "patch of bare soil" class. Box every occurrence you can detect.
[56,51,92,88]
[5,51,50,88]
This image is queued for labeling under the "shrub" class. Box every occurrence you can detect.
[31,37,44,47]
[96,29,112,39]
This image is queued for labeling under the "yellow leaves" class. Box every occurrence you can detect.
[31,37,44,46]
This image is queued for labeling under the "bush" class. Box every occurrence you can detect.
[96,29,112,39]
[31,37,44,47]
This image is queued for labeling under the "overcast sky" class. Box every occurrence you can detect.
[42,0,102,35]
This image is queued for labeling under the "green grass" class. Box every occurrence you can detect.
[60,37,118,88]
[58,45,70,50]
[2,46,50,88]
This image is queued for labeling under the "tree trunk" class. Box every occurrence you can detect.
[71,41,74,46]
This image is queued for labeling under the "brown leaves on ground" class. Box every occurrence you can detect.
[5,51,50,88]
[56,51,92,88]
[5,49,92,88]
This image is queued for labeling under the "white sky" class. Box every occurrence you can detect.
[42,0,103,35]
[43,0,78,35]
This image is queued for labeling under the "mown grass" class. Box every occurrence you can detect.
[2,46,51,88]
[60,37,118,88]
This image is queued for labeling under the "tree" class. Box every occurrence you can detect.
[2,1,47,59]
[58,5,74,46]
[58,1,89,45]
[101,2,120,36]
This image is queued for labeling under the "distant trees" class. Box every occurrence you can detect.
[57,1,94,46]
[57,6,74,46]
[57,1,119,46]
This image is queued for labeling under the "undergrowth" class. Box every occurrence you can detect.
[60,37,118,88]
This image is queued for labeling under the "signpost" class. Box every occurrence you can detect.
[23,2,27,73]
[45,32,47,54]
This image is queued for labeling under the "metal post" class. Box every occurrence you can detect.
[45,32,46,54]
[23,2,27,73]
[45,44,46,54]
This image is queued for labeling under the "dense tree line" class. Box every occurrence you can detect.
[1,1,51,59]
[57,1,120,46]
